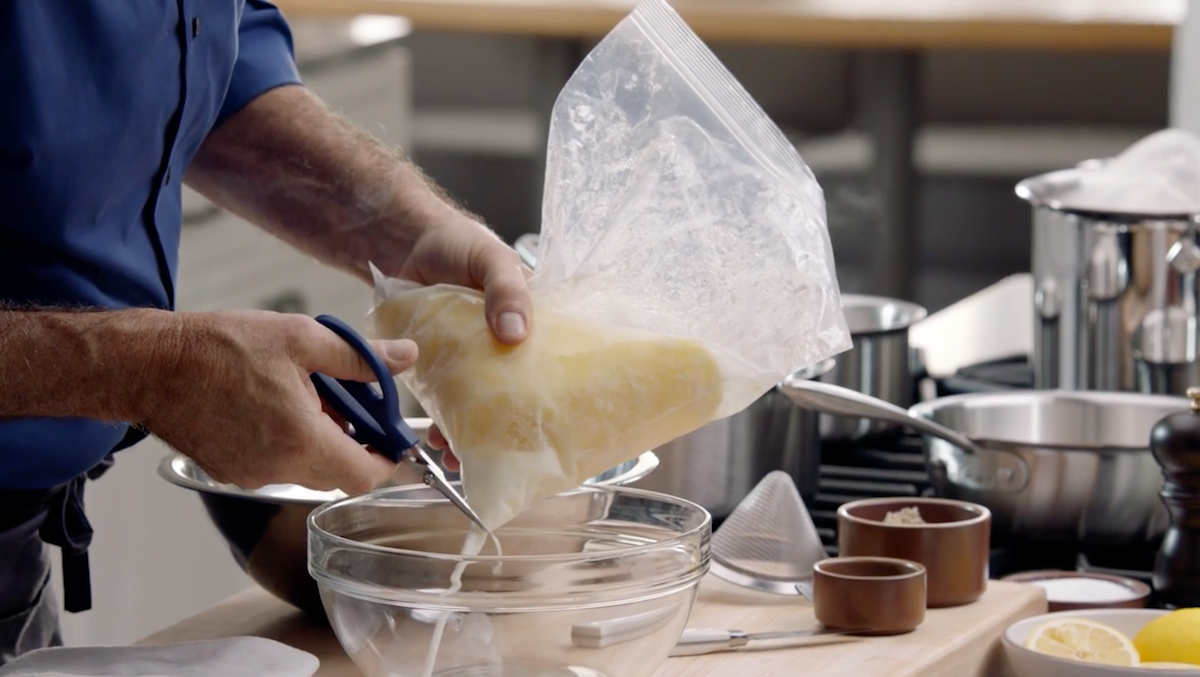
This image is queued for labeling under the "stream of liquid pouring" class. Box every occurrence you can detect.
[420,526,502,677]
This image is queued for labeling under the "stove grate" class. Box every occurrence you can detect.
[809,432,931,556]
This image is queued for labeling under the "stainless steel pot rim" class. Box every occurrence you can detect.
[158,447,661,506]
[307,483,712,565]
[1016,168,1200,222]
[841,294,928,335]
[789,358,836,381]
[836,496,991,529]
[908,389,1190,451]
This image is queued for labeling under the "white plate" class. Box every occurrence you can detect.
[1004,608,1200,677]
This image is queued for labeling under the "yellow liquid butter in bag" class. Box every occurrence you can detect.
[371,283,723,530]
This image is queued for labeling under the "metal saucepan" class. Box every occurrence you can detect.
[158,417,659,617]
[781,378,1186,545]
[821,294,927,440]
[911,390,1183,545]
[634,360,834,518]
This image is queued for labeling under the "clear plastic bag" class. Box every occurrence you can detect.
[368,0,849,530]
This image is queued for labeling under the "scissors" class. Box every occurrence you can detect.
[308,314,495,539]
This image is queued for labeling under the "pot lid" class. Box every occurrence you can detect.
[1016,129,1200,222]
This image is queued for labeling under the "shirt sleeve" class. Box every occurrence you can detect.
[215,0,303,128]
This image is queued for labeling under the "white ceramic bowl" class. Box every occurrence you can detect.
[1004,608,1200,677]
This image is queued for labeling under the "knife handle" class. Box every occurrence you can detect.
[570,604,680,649]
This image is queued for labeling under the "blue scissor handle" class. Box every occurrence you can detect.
[309,314,420,464]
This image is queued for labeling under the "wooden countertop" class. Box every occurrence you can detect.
[273,0,1182,51]
[138,575,1046,676]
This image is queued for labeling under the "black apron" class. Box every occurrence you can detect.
[0,499,62,665]
[0,439,130,666]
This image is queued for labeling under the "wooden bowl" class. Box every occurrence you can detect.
[837,497,991,608]
[812,556,927,635]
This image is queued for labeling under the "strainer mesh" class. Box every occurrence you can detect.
[710,470,828,583]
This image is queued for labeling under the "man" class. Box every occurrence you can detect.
[0,1,531,662]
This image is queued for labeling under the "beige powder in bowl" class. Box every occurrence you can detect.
[883,506,927,525]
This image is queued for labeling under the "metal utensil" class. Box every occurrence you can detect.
[779,377,1031,493]
[669,627,861,657]
[571,608,859,655]
[309,315,496,540]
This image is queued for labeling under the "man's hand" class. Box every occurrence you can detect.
[143,310,418,494]
[389,213,533,346]
[428,425,459,472]
[187,85,540,471]
[0,307,419,494]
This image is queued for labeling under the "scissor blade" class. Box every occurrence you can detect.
[406,448,496,538]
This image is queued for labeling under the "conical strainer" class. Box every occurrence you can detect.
[710,470,829,596]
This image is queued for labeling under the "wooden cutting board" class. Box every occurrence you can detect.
[139,576,1045,677]
[653,576,1044,677]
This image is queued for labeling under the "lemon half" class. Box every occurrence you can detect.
[1025,617,1140,666]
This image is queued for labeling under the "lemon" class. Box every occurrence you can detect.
[1134,609,1200,667]
[1025,617,1140,666]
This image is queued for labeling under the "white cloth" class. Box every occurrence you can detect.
[0,637,319,677]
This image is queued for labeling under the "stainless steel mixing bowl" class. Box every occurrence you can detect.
[158,417,659,616]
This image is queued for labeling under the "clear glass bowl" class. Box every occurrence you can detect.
[308,485,711,677]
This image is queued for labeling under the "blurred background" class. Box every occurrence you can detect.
[52,0,1198,650]
[402,35,1168,313]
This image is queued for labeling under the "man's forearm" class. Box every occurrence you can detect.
[184,84,459,282]
[0,308,179,423]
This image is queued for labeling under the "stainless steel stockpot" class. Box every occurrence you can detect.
[1020,166,1200,395]
[636,360,835,518]
[820,294,927,440]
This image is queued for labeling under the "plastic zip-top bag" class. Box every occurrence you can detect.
[369,0,850,531]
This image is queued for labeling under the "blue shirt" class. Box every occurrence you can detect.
[0,1,302,489]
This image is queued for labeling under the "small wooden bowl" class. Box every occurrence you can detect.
[812,556,927,635]
[1000,570,1150,612]
[837,497,991,608]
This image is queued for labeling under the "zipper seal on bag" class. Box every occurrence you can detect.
[629,0,816,187]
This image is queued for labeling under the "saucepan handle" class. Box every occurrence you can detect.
[779,378,980,452]
[778,377,1030,493]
